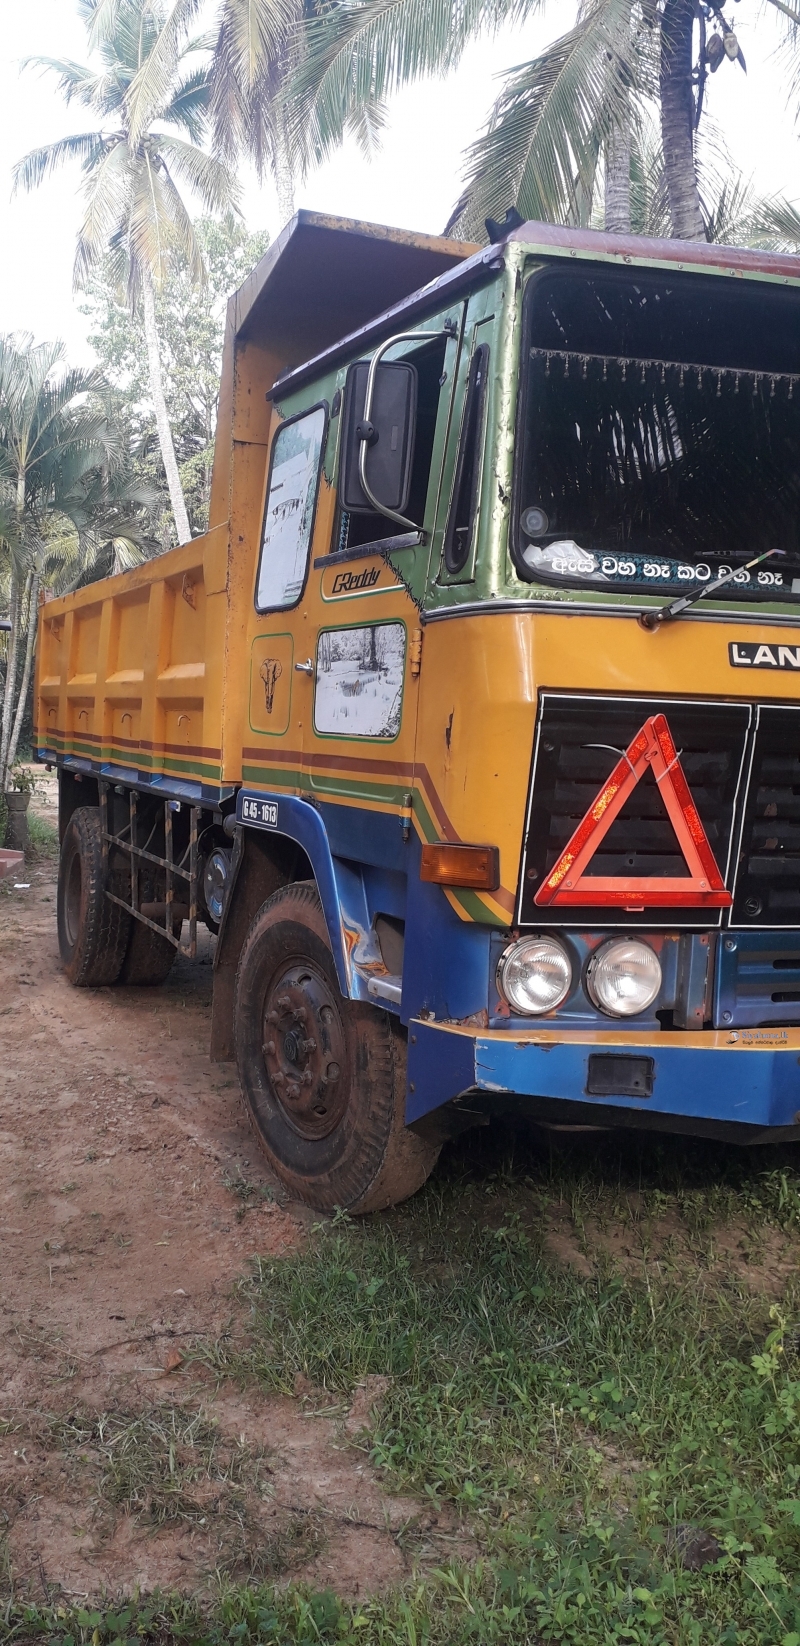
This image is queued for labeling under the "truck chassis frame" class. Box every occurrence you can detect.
[99,782,200,959]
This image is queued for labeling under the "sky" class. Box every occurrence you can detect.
[0,1,799,364]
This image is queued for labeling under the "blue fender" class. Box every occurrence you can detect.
[236,789,353,994]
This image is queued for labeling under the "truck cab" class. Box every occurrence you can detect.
[36,213,800,1211]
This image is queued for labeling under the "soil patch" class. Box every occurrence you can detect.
[0,861,459,1603]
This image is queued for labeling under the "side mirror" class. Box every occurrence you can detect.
[340,359,417,517]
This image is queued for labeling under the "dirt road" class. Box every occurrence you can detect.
[0,804,442,1604]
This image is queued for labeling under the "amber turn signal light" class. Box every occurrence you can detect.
[420,842,500,891]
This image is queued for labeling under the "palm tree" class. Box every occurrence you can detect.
[13,0,239,545]
[207,0,305,224]
[207,0,385,224]
[0,334,154,794]
[288,0,800,241]
[608,111,800,246]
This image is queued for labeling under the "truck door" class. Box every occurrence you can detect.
[246,403,330,792]
[299,312,463,830]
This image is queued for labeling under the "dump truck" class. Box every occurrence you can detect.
[35,211,800,1211]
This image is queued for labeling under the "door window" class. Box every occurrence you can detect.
[256,404,327,611]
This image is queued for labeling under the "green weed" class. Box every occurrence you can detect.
[196,1129,800,1644]
[25,814,59,860]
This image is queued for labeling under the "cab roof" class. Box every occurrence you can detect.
[249,215,800,401]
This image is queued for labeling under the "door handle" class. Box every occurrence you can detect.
[295,658,315,676]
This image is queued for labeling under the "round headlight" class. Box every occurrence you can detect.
[497,936,572,1016]
[586,939,662,1017]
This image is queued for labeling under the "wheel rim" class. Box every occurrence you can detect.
[64,850,83,948]
[261,961,348,1140]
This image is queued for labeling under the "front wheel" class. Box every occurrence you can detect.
[234,882,439,1212]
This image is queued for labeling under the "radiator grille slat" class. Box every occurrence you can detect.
[733,707,800,927]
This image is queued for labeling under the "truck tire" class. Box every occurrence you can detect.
[118,919,176,987]
[57,806,131,987]
[234,882,440,1213]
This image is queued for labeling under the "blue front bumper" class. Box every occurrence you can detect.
[406,1020,800,1137]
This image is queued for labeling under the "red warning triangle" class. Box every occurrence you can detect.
[534,712,732,909]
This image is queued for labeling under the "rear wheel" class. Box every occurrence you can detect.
[57,807,131,987]
[234,882,439,1212]
[118,918,176,986]
[117,862,177,986]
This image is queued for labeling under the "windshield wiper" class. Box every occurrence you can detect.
[639,549,784,631]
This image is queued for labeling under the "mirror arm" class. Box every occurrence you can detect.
[358,328,453,531]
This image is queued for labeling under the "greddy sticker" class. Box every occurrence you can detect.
[729,642,800,670]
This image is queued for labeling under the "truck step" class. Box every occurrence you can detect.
[367,974,402,1005]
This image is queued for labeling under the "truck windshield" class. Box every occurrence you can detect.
[515,267,800,604]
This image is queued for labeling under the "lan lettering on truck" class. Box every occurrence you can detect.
[729,642,800,670]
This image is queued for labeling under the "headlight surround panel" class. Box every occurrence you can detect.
[490,931,684,1028]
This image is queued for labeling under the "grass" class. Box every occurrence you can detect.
[24,814,59,860]
[4,1128,800,1645]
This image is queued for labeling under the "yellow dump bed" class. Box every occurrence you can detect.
[35,214,470,796]
[37,529,230,793]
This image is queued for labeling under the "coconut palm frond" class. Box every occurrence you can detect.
[347,95,389,158]
[765,0,800,119]
[214,0,298,92]
[741,191,800,251]
[208,0,297,169]
[155,134,241,217]
[124,151,181,288]
[12,132,116,195]
[702,170,759,246]
[628,115,670,238]
[163,64,211,140]
[74,140,134,290]
[150,164,208,285]
[287,0,537,166]
[446,0,637,241]
[83,0,128,49]
[764,0,800,24]
[20,55,101,105]
[125,0,205,143]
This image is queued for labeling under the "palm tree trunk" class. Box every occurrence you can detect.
[6,570,39,777]
[605,124,632,233]
[273,107,296,227]
[604,1,632,234]
[141,266,192,546]
[0,568,25,792]
[660,0,706,240]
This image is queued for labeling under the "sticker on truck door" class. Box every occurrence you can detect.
[249,632,294,735]
[313,623,405,740]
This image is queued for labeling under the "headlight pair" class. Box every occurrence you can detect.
[497,935,662,1019]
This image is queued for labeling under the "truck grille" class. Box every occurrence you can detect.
[519,694,752,929]
[732,706,800,927]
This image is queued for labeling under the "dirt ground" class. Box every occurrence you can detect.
[3,776,796,1614]
[0,778,456,1606]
